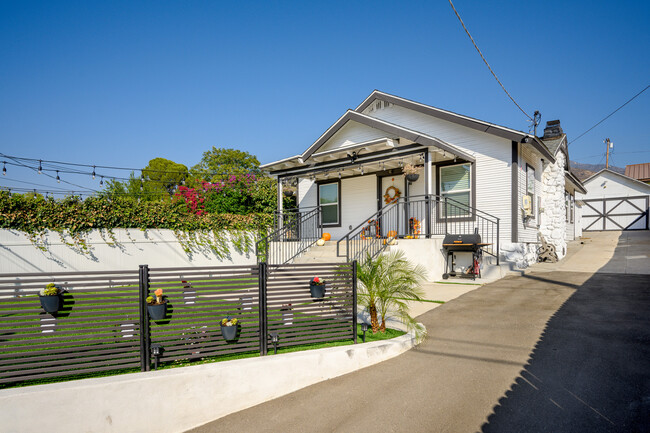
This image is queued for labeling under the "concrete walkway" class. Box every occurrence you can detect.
[188,231,650,433]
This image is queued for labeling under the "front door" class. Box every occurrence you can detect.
[379,175,405,236]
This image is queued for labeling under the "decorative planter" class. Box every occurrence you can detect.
[405,173,419,183]
[283,189,294,197]
[39,294,62,314]
[147,303,167,320]
[221,325,239,341]
[309,282,326,299]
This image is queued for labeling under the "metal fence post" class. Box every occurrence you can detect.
[352,260,358,344]
[258,262,268,356]
[138,264,151,372]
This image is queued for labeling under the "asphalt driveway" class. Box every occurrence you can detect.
[188,232,650,433]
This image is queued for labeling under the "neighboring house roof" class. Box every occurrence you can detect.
[582,168,650,191]
[625,162,650,182]
[565,170,587,194]
[354,91,555,162]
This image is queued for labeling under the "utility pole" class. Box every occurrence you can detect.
[605,138,613,169]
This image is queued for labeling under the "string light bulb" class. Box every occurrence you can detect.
[338,171,342,179]
[92,166,96,179]
[56,170,60,183]
[2,162,5,176]
[38,160,42,174]
[361,166,364,175]
[100,176,104,186]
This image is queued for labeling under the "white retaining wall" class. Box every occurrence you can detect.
[0,229,257,274]
[0,331,418,433]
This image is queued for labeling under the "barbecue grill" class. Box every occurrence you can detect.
[442,232,486,280]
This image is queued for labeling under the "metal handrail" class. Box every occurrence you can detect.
[336,194,500,264]
[256,206,322,265]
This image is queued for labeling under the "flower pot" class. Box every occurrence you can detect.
[147,303,167,320]
[221,325,239,341]
[309,283,326,299]
[405,173,419,182]
[39,294,62,314]
[283,190,294,197]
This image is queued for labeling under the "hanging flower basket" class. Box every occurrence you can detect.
[147,289,167,320]
[309,277,326,299]
[39,283,63,314]
[220,317,240,341]
[405,173,419,182]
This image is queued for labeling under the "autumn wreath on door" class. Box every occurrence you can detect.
[384,186,401,204]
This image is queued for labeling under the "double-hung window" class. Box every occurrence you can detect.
[440,163,471,217]
[318,182,340,226]
[526,164,535,218]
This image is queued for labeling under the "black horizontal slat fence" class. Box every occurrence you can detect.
[0,261,357,387]
[146,265,261,364]
[0,270,141,384]
[266,262,356,349]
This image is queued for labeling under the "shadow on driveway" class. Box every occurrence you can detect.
[481,235,650,433]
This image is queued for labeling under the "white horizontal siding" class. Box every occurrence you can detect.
[578,171,650,200]
[368,104,513,247]
[298,178,317,210]
[324,175,378,240]
[319,121,389,152]
[518,145,543,243]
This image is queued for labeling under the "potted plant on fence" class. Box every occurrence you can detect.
[220,317,239,342]
[146,289,167,320]
[403,163,420,183]
[309,277,326,299]
[39,283,63,314]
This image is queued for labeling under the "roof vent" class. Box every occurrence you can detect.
[542,120,563,139]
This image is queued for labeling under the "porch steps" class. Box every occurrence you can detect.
[291,243,347,264]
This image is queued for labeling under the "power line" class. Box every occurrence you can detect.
[569,84,650,145]
[448,0,533,121]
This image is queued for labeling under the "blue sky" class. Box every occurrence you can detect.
[1,1,648,195]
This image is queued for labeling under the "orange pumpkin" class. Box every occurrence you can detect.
[322,233,331,241]
[387,230,397,238]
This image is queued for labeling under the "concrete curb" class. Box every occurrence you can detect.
[0,330,419,433]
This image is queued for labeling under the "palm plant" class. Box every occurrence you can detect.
[356,250,428,342]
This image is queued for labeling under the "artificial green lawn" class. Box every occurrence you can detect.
[0,323,404,389]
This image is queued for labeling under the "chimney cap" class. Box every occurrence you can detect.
[543,119,563,139]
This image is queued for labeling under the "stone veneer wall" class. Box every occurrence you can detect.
[539,150,567,259]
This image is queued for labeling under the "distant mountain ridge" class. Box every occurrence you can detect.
[569,161,625,181]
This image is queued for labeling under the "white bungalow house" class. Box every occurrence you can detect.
[260,91,586,278]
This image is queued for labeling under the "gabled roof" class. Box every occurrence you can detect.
[565,170,587,194]
[299,110,475,163]
[625,162,650,181]
[582,168,650,190]
[355,90,555,162]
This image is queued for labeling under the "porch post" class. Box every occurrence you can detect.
[424,151,431,238]
[277,176,283,232]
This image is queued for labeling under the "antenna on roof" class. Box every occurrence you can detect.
[530,111,541,136]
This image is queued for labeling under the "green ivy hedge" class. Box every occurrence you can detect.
[0,193,273,234]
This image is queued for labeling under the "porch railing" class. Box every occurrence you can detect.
[336,194,499,264]
[256,206,322,265]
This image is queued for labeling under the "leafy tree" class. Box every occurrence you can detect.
[191,147,262,182]
[100,158,188,201]
[142,158,188,196]
[356,251,428,342]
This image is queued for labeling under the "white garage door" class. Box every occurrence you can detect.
[582,195,649,231]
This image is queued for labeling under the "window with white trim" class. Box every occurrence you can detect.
[318,182,339,225]
[440,163,471,217]
[526,164,535,218]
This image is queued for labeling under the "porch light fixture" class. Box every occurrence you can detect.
[151,343,164,370]
[270,332,280,354]
[361,323,369,343]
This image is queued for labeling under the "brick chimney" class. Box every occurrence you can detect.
[542,120,563,139]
